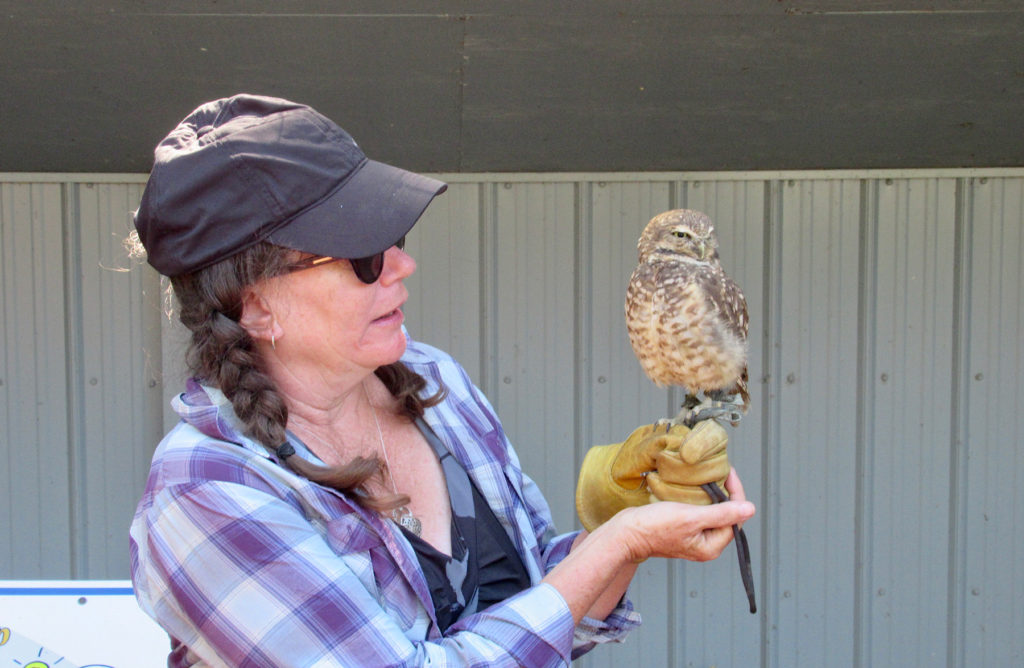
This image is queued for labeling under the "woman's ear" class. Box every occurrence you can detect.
[238,287,281,345]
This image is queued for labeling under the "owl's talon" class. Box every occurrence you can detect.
[653,418,674,432]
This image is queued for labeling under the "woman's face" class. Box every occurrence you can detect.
[258,244,416,379]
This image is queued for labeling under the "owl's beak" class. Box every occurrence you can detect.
[697,241,708,260]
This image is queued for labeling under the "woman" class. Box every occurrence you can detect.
[129,94,754,667]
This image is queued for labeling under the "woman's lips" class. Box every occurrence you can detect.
[373,307,403,324]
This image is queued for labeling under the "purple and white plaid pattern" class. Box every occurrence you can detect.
[130,336,639,667]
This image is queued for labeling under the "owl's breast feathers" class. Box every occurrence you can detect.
[626,259,749,397]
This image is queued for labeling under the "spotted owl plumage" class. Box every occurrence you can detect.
[626,209,750,414]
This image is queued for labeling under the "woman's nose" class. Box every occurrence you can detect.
[379,244,416,284]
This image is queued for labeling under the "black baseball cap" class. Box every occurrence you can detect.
[134,94,447,277]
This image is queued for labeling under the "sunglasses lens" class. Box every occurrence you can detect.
[350,236,406,284]
[350,254,381,284]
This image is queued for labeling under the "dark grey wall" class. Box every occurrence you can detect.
[2,1,1022,173]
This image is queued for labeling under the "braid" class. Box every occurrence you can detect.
[375,362,447,418]
[172,246,291,448]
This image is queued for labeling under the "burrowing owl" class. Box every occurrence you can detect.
[627,208,757,614]
[626,208,749,425]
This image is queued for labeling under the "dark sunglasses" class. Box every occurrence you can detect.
[284,236,406,284]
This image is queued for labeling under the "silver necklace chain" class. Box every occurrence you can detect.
[363,381,423,536]
[289,381,422,536]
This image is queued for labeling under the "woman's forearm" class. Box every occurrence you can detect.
[541,521,640,624]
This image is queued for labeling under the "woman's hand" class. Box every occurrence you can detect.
[605,467,754,563]
[547,468,754,624]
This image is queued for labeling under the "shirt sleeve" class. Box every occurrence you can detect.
[517,474,643,655]
[133,478,581,668]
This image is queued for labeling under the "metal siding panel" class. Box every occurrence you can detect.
[963,177,1024,665]
[0,182,73,578]
[579,180,675,668]
[3,170,1024,666]
[772,179,861,667]
[674,180,768,667]
[864,178,957,666]
[491,181,579,533]
[72,182,163,578]
[404,182,484,382]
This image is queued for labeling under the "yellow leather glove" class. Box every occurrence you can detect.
[575,420,732,532]
[646,419,730,505]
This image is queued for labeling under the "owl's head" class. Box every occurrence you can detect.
[637,209,719,263]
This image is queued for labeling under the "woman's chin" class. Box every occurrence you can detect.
[365,330,409,368]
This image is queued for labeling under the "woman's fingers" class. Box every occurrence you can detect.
[620,497,755,562]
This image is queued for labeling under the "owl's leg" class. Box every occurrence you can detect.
[678,390,745,427]
[657,394,702,430]
[682,392,702,411]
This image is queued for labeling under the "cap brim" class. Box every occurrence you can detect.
[267,159,447,258]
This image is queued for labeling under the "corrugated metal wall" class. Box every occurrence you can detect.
[2,170,1021,666]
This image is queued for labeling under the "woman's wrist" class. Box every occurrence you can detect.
[543,516,643,623]
[591,507,650,563]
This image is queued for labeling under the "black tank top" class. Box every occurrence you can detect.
[401,419,532,633]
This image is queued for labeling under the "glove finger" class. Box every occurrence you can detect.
[663,423,692,437]
[677,420,729,464]
[611,426,691,484]
[636,424,694,461]
[646,472,726,505]
[641,421,692,438]
[655,450,731,486]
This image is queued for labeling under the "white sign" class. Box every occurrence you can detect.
[0,580,169,668]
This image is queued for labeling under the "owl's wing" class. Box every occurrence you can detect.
[700,266,750,406]
[701,266,748,343]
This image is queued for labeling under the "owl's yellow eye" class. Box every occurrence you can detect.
[672,229,693,240]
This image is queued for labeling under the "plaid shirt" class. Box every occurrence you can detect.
[130,336,639,667]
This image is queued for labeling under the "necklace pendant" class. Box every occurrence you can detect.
[399,514,422,536]
[392,506,422,536]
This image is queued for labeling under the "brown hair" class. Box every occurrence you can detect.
[132,235,443,512]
